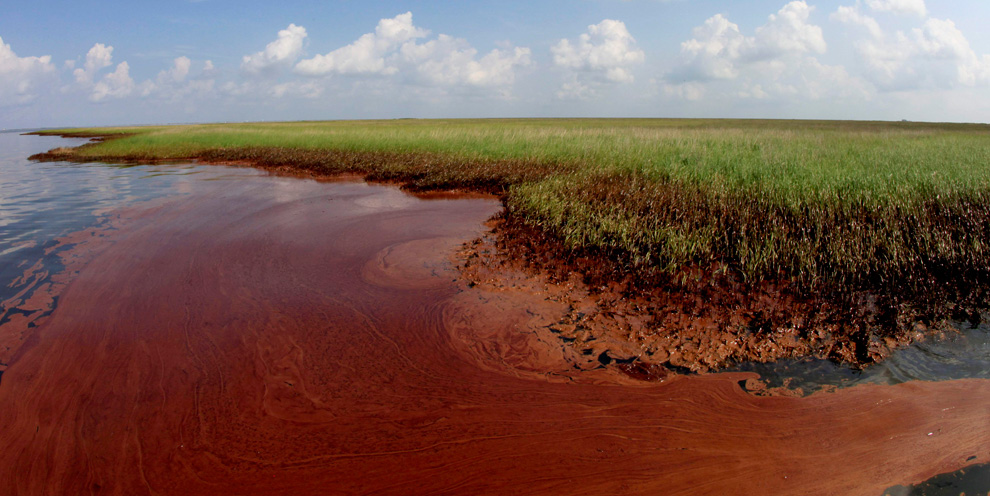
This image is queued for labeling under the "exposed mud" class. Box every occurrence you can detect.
[0,170,987,495]
[455,215,963,377]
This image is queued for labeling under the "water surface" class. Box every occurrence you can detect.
[729,323,990,391]
[0,132,986,495]
[0,131,260,304]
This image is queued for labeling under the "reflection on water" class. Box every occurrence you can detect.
[728,323,990,391]
[0,131,261,329]
[883,463,990,496]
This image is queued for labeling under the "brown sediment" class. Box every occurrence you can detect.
[0,171,987,495]
[455,214,958,375]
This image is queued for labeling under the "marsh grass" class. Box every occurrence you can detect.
[32,118,990,305]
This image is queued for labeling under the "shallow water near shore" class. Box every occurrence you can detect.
[1,132,988,495]
[0,132,258,302]
[728,322,990,392]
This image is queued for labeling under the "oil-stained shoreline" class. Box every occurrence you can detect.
[0,155,987,494]
[29,122,990,373]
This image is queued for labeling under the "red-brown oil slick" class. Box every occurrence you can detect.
[0,172,987,496]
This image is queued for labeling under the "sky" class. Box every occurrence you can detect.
[2,0,990,128]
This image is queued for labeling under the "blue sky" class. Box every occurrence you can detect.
[2,0,989,127]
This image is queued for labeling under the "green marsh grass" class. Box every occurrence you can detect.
[34,118,990,302]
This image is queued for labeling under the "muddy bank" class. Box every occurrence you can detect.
[0,170,987,495]
[456,214,978,376]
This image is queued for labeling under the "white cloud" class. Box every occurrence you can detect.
[675,14,746,81]
[831,6,883,40]
[749,1,826,60]
[552,19,644,83]
[399,34,531,87]
[73,43,113,85]
[143,57,217,102]
[66,42,138,102]
[295,12,427,76]
[90,61,135,102]
[911,18,990,86]
[158,56,191,84]
[673,1,825,82]
[68,49,210,104]
[664,1,869,105]
[914,18,971,60]
[241,23,307,77]
[294,12,531,94]
[834,5,990,89]
[865,0,927,17]
[0,35,56,106]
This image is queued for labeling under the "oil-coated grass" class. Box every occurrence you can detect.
[31,118,990,303]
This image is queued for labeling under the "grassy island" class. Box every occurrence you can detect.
[31,118,990,370]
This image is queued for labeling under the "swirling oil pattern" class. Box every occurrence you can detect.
[0,133,987,495]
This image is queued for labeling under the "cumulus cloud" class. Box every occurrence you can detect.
[674,14,746,81]
[294,12,531,93]
[295,12,427,76]
[73,43,113,85]
[749,1,826,60]
[67,44,215,104]
[399,35,531,87]
[67,42,138,102]
[142,57,217,103]
[158,56,191,84]
[833,4,990,89]
[0,35,57,106]
[241,23,307,77]
[914,18,971,60]
[831,6,884,40]
[90,61,135,102]
[664,1,869,104]
[865,0,927,17]
[672,1,825,82]
[552,19,645,84]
